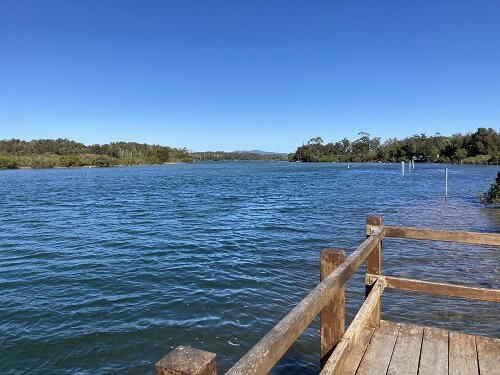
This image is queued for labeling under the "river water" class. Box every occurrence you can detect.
[0,162,498,374]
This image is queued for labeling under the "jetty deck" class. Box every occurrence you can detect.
[344,320,499,375]
[155,217,500,375]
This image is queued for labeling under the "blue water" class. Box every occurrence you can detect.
[0,162,498,374]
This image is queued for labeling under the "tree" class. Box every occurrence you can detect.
[307,136,324,145]
[469,128,498,156]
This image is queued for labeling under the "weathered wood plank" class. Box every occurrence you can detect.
[365,216,382,327]
[418,326,448,375]
[356,321,400,375]
[476,336,500,375]
[449,331,479,375]
[384,226,500,246]
[155,346,217,375]
[320,278,384,375]
[386,323,423,375]
[374,274,500,302]
[342,327,375,375]
[320,250,345,368]
[225,228,384,375]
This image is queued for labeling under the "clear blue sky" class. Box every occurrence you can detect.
[0,1,499,152]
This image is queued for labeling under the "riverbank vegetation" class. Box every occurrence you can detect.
[0,139,193,169]
[191,151,287,161]
[289,128,499,164]
[480,172,500,206]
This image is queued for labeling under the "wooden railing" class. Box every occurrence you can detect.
[155,217,500,375]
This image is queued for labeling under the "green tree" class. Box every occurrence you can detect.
[452,148,467,163]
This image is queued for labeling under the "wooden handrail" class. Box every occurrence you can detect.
[372,274,500,302]
[225,227,385,375]
[384,226,500,246]
[320,277,386,375]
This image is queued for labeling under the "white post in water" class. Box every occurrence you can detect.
[402,161,405,175]
[445,168,448,201]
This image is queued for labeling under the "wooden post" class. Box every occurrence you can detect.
[320,249,345,369]
[155,346,217,375]
[365,216,382,327]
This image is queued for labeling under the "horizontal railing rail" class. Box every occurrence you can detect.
[367,274,500,303]
[384,225,500,246]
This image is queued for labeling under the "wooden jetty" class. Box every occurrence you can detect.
[155,217,500,375]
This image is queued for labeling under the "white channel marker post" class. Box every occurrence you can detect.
[445,168,448,201]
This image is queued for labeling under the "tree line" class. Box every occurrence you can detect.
[192,151,287,162]
[289,128,499,164]
[0,139,193,169]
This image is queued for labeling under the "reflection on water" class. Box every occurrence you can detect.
[0,162,498,374]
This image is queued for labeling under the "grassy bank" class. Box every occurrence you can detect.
[0,154,192,169]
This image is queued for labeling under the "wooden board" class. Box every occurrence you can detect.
[343,327,376,375]
[378,274,500,302]
[476,336,500,375]
[387,323,423,375]
[384,226,500,246]
[418,326,449,375]
[356,321,400,375]
[449,331,479,375]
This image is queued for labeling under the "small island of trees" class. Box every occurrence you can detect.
[289,127,499,164]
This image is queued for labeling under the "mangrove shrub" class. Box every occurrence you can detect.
[480,172,500,206]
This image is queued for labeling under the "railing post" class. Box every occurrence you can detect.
[155,346,217,375]
[365,216,382,327]
[320,249,345,369]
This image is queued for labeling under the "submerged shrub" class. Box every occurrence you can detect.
[480,171,500,206]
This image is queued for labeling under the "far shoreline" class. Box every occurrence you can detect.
[2,162,186,171]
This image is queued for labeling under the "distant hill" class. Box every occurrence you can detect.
[191,150,288,161]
